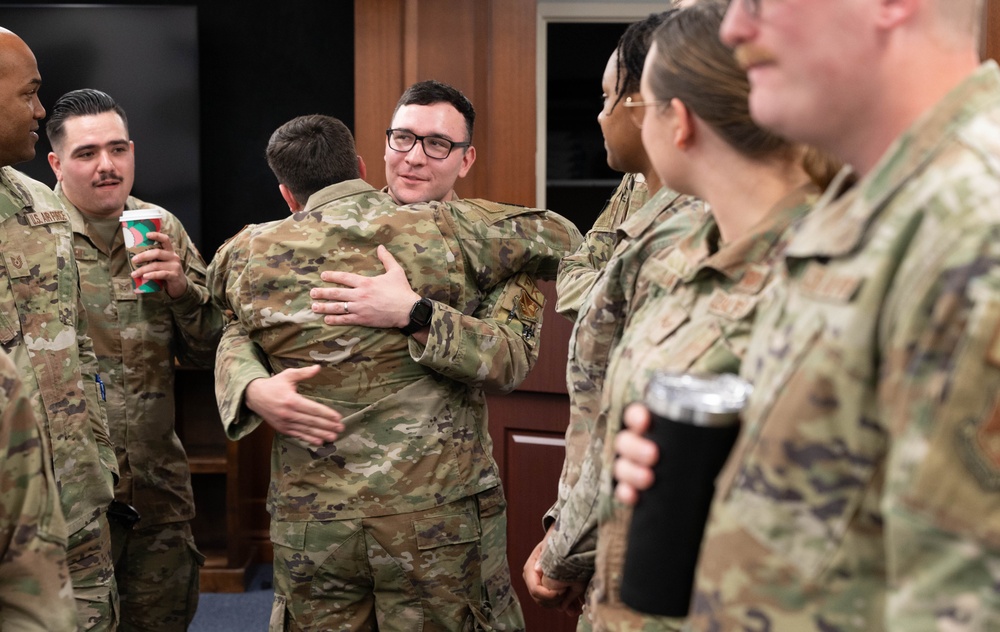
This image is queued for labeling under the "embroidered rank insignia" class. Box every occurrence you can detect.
[2,251,29,278]
[707,288,758,320]
[734,264,770,295]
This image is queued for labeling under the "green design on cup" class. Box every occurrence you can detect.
[120,209,166,293]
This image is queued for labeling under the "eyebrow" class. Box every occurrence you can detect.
[70,139,130,155]
[392,127,456,142]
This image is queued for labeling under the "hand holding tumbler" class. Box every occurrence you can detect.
[620,372,751,617]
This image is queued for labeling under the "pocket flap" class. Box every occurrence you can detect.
[413,512,479,550]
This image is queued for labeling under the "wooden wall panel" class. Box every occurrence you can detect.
[354,0,405,192]
[354,0,538,205]
[986,0,1000,64]
[482,0,538,205]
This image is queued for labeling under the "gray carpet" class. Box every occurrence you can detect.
[190,564,274,631]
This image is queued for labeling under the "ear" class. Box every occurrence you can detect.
[47,152,63,181]
[457,145,476,178]
[875,0,915,29]
[671,98,695,150]
[357,155,367,180]
[278,183,303,213]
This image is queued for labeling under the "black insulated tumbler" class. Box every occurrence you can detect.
[619,372,751,617]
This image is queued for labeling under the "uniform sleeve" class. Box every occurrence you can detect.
[537,417,601,582]
[409,272,545,393]
[0,353,78,632]
[206,228,267,440]
[213,323,268,440]
[555,174,641,321]
[409,203,581,391]
[881,223,1000,630]
[166,216,223,369]
[538,262,626,582]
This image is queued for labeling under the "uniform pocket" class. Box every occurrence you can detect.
[268,594,289,632]
[413,512,479,550]
[270,520,307,550]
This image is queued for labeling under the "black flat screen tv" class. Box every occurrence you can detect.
[0,5,202,245]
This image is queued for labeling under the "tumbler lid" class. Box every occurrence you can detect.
[120,209,164,222]
[644,372,751,427]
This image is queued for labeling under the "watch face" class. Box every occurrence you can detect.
[412,299,433,326]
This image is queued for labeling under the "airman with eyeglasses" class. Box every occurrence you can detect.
[385,128,471,161]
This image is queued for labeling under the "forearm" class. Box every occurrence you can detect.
[410,273,544,392]
[537,432,604,582]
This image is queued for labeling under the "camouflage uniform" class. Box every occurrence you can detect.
[208,179,582,631]
[0,347,77,631]
[0,167,118,630]
[555,173,650,321]
[62,189,220,631]
[589,187,816,631]
[540,188,701,590]
[687,61,1000,631]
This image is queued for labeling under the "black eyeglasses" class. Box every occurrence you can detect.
[622,96,668,110]
[385,129,471,160]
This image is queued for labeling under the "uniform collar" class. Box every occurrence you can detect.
[618,186,693,240]
[665,182,816,284]
[786,61,1000,258]
[303,179,380,212]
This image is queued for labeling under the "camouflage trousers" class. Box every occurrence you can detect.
[108,518,204,631]
[67,512,119,631]
[586,503,684,632]
[270,486,525,631]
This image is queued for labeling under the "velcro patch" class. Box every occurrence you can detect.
[2,251,30,278]
[25,209,68,226]
[514,276,544,321]
[707,288,758,321]
[799,262,862,303]
[733,264,770,295]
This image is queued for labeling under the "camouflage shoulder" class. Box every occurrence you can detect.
[215,223,258,256]
[450,198,548,225]
[2,167,64,210]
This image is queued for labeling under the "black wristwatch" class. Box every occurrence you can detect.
[400,297,433,336]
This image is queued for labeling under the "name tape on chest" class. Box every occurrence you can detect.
[799,261,863,303]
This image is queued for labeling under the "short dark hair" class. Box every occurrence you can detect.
[265,115,360,205]
[611,10,676,112]
[393,80,475,143]
[46,88,129,150]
